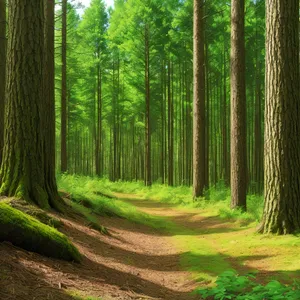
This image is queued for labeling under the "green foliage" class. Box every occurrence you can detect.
[197,270,300,300]
[0,203,81,262]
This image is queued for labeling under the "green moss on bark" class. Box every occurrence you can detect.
[0,203,81,262]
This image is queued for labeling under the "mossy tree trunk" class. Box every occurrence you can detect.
[259,0,300,234]
[0,0,61,210]
[0,0,5,166]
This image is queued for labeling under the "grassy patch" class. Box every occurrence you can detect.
[58,175,174,231]
[0,203,81,262]
[79,177,263,224]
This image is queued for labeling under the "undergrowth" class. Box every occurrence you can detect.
[60,175,263,224]
[57,174,173,231]
[197,270,300,300]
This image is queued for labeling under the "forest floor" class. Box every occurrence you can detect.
[1,192,300,300]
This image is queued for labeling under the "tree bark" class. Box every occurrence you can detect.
[43,0,63,210]
[168,60,174,186]
[0,0,53,208]
[193,0,206,198]
[61,0,68,173]
[259,0,300,234]
[95,61,102,177]
[230,0,247,210]
[144,23,151,186]
[160,59,165,184]
[0,0,5,166]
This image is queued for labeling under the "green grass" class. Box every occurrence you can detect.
[65,176,263,224]
[0,203,81,262]
[58,174,176,231]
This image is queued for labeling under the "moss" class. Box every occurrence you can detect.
[0,203,81,262]
[9,199,63,229]
[69,291,102,300]
[88,221,110,235]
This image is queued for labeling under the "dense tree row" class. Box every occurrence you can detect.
[55,0,264,191]
[0,0,299,234]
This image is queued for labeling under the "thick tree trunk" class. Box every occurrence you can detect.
[193,0,206,198]
[0,0,52,208]
[259,0,300,234]
[0,0,5,166]
[61,0,68,173]
[230,0,247,210]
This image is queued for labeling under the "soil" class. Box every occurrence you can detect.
[0,194,201,300]
[1,192,291,299]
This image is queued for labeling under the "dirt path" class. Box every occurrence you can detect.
[3,192,292,300]
[0,195,203,300]
[114,193,300,286]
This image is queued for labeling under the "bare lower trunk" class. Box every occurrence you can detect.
[193,0,206,198]
[61,0,68,173]
[230,0,247,210]
[259,0,300,234]
[0,0,6,166]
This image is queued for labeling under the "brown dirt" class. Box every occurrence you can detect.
[0,196,199,300]
[112,194,299,285]
[2,192,293,300]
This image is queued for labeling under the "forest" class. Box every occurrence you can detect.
[0,0,300,299]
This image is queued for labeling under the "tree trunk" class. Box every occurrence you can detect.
[230,0,247,210]
[193,0,206,198]
[144,24,151,186]
[95,62,102,177]
[222,43,229,186]
[160,59,165,184]
[0,0,5,166]
[43,0,63,210]
[254,59,262,194]
[259,0,300,234]
[61,0,67,173]
[168,60,174,186]
[0,0,52,208]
